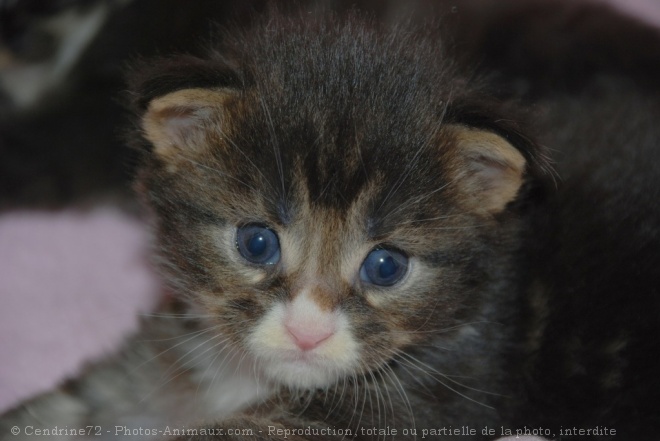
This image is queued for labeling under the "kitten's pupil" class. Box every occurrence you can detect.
[360,248,409,287]
[378,255,398,279]
[248,234,267,255]
[236,224,281,265]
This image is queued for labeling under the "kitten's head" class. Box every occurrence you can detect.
[130,15,548,390]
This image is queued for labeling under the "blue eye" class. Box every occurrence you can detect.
[360,247,409,287]
[236,224,281,265]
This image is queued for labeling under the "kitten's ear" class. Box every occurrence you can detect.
[448,126,527,214]
[141,88,236,160]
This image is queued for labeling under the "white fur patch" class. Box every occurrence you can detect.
[192,341,271,417]
[247,293,360,389]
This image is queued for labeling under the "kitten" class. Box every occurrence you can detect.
[2,9,660,441]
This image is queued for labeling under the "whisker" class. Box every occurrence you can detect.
[377,96,451,212]
[367,369,384,434]
[128,324,221,374]
[195,340,230,400]
[389,213,464,226]
[378,182,454,222]
[223,135,271,187]
[138,338,225,405]
[381,362,416,436]
[398,352,501,404]
[139,312,216,319]
[205,344,240,400]
[180,156,259,193]
[259,95,287,201]
[161,333,229,378]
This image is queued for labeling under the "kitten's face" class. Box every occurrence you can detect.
[139,91,526,390]
[134,21,533,391]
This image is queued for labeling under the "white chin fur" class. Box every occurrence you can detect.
[261,356,347,389]
[247,300,360,389]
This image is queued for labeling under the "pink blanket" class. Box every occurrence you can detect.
[0,209,161,411]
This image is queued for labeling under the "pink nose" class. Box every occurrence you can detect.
[285,323,335,351]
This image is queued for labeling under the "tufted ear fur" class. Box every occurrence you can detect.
[447,125,527,214]
[141,88,236,160]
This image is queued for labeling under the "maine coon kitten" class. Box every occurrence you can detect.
[2,10,660,441]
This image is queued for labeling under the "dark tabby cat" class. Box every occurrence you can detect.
[2,8,660,441]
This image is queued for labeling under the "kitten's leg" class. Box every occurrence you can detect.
[0,316,190,440]
[0,307,264,441]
